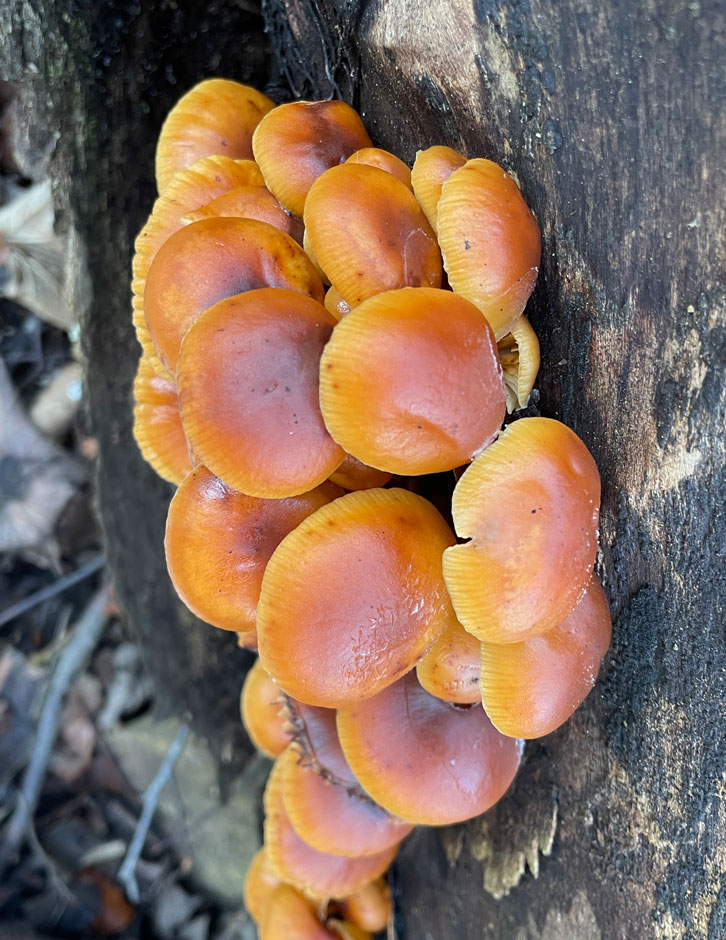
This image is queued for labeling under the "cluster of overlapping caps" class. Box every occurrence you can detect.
[131,78,612,938]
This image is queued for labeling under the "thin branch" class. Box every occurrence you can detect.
[118,723,189,905]
[0,553,105,627]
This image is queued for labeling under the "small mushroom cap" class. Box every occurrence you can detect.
[319,287,506,475]
[182,184,304,243]
[252,100,373,217]
[346,148,412,189]
[497,315,540,412]
[243,847,283,925]
[304,228,331,285]
[144,217,324,374]
[323,286,352,321]
[165,465,342,632]
[336,671,522,826]
[241,660,293,758]
[280,706,412,857]
[437,158,541,339]
[257,487,459,707]
[332,878,392,933]
[304,163,442,307]
[155,79,275,192]
[260,884,332,940]
[132,355,193,485]
[328,454,392,491]
[133,156,264,376]
[443,417,601,644]
[410,145,466,234]
[264,758,398,899]
[481,574,612,738]
[416,617,482,705]
[177,289,344,498]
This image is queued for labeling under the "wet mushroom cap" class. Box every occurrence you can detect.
[336,671,523,826]
[260,884,332,940]
[132,355,193,485]
[165,465,342,631]
[416,616,482,705]
[182,184,304,243]
[328,454,392,491]
[480,574,612,738]
[332,878,392,934]
[410,145,466,234]
[240,660,294,758]
[319,287,506,475]
[243,847,283,926]
[264,758,398,899]
[144,217,324,374]
[304,163,442,307]
[177,289,344,498]
[252,100,373,218]
[443,417,601,644]
[497,314,541,412]
[323,286,352,322]
[437,157,541,339]
[345,147,412,189]
[155,79,275,192]
[257,487,459,708]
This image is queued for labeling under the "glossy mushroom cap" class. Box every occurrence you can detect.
[336,671,522,826]
[240,660,293,758]
[346,148,412,189]
[497,315,541,412]
[416,617,482,705]
[132,156,264,376]
[257,487,459,707]
[443,417,601,643]
[243,847,283,925]
[410,145,466,234]
[144,217,324,374]
[182,184,304,243]
[437,158,541,339]
[480,574,612,738]
[155,79,275,192]
[252,100,373,217]
[132,356,193,485]
[331,878,392,933]
[319,287,506,475]
[165,466,342,632]
[323,286,352,321]
[304,163,442,307]
[328,454,392,491]
[259,884,332,940]
[176,289,344,498]
[280,703,412,857]
[264,758,398,899]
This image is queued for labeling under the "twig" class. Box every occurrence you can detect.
[0,553,105,627]
[0,585,111,873]
[118,723,189,904]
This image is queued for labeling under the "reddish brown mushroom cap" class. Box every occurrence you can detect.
[324,286,352,322]
[410,145,466,234]
[416,617,482,705]
[332,879,392,934]
[240,660,294,758]
[304,163,442,307]
[259,884,332,940]
[144,217,324,374]
[328,454,392,491]
[437,158,541,339]
[182,184,304,243]
[155,79,275,192]
[346,148,412,189]
[257,487,459,707]
[165,465,342,632]
[132,355,193,485]
[336,671,522,826]
[252,100,373,217]
[319,287,506,475]
[480,574,612,738]
[443,417,601,644]
[176,289,344,498]
[264,758,397,899]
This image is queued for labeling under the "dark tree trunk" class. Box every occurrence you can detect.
[3,0,724,936]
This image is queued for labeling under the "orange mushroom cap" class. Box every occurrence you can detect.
[497,315,541,412]
[319,287,506,475]
[144,217,324,374]
[264,758,398,899]
[243,847,283,925]
[336,671,522,826]
[410,145,466,234]
[280,704,412,857]
[252,100,373,217]
[437,158,541,339]
[331,878,392,934]
[176,289,344,498]
[260,884,332,940]
[182,184,304,243]
[323,286,352,322]
[257,487,459,707]
[132,155,264,376]
[241,660,293,758]
[304,228,331,285]
[132,355,193,485]
[416,617,482,705]
[480,574,612,738]
[155,79,275,192]
[346,148,412,189]
[328,454,392,491]
[304,163,442,307]
[443,417,601,644]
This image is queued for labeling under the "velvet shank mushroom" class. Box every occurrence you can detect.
[497,315,541,412]
[415,617,482,705]
[132,355,192,485]
[240,660,294,757]
[410,145,466,234]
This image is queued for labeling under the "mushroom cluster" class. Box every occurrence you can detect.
[131,78,611,934]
